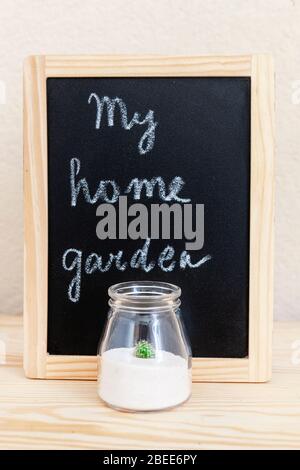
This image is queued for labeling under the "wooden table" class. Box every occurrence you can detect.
[0,315,300,450]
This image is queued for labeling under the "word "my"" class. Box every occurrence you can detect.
[88,93,158,155]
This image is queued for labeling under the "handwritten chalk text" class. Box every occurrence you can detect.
[70,157,191,207]
[88,94,158,155]
[62,239,212,303]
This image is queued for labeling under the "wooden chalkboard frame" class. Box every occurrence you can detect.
[24,55,274,382]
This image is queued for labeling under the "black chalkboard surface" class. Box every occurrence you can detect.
[46,77,250,358]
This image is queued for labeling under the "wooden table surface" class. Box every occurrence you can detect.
[0,315,300,450]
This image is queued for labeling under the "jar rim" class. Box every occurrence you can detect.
[108,281,181,306]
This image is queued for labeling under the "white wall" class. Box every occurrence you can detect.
[0,0,299,319]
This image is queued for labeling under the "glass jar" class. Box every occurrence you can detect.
[97,281,192,412]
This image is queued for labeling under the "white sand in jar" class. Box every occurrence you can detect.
[98,348,191,411]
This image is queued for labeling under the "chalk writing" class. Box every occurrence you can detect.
[125,177,190,203]
[62,248,82,303]
[70,158,191,207]
[62,239,212,302]
[60,90,212,304]
[70,158,120,206]
[88,94,158,155]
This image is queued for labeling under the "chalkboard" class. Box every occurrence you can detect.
[24,55,274,381]
[46,76,250,358]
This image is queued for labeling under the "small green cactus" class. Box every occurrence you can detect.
[135,340,155,359]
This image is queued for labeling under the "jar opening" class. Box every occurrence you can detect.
[108,281,181,311]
